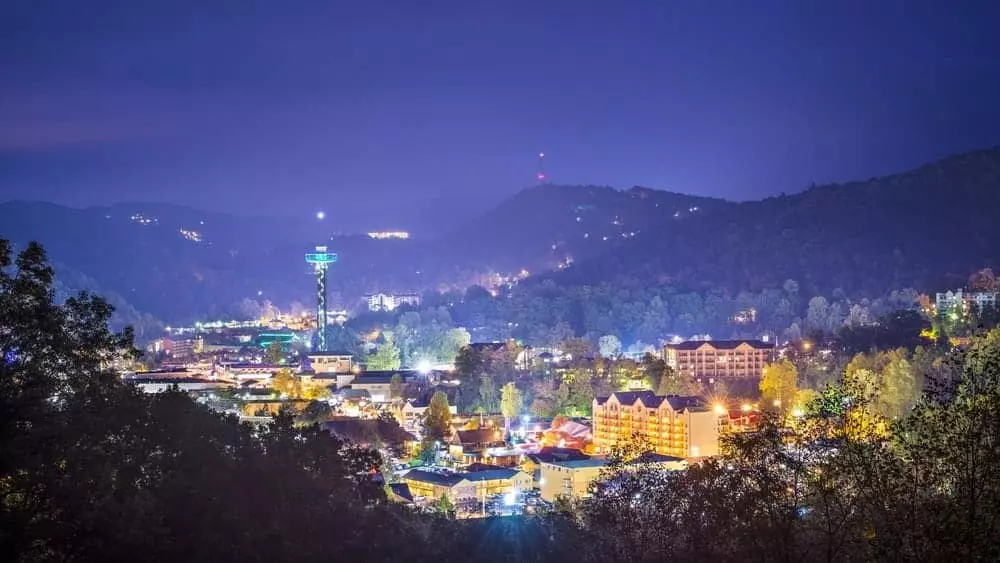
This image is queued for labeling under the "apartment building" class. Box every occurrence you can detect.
[592,391,722,459]
[366,292,421,312]
[935,289,998,312]
[664,339,774,379]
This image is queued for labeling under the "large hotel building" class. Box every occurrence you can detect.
[592,391,722,459]
[664,339,775,379]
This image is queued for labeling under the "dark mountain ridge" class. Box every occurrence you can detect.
[1,147,998,324]
[551,147,1000,296]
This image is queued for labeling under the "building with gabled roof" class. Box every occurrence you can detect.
[664,339,775,379]
[593,391,722,459]
[401,467,531,504]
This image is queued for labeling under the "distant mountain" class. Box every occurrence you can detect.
[438,184,731,273]
[0,201,433,323]
[3,147,999,325]
[544,147,1000,296]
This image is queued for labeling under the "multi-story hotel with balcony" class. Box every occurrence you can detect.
[592,391,722,459]
[664,339,775,379]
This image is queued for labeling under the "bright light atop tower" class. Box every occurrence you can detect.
[316,211,325,220]
[416,359,432,375]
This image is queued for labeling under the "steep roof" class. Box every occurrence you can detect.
[544,458,608,470]
[454,428,503,445]
[594,390,658,406]
[403,469,467,487]
[352,371,412,385]
[388,483,413,503]
[553,420,592,438]
[595,391,705,411]
[666,339,774,351]
[463,469,524,482]
[526,447,590,464]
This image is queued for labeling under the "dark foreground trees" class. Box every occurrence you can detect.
[568,328,1000,563]
[6,239,1000,563]
[0,240,582,563]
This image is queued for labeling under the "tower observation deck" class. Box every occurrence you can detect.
[304,246,338,352]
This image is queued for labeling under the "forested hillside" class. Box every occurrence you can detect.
[552,148,1000,296]
[1,147,998,326]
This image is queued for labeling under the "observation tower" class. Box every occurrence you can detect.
[304,245,338,352]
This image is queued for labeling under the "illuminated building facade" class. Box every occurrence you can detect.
[935,289,998,312]
[592,391,721,458]
[664,339,775,379]
[366,292,420,312]
[366,231,409,240]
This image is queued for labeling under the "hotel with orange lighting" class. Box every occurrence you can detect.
[592,391,723,459]
[664,339,775,379]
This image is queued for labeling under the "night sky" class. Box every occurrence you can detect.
[2,0,999,223]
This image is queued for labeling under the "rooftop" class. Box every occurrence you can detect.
[463,469,523,482]
[126,377,220,385]
[543,458,608,470]
[595,391,706,410]
[666,339,774,351]
[403,469,467,487]
[352,371,412,385]
[454,428,503,445]
[526,447,590,464]
[388,483,413,503]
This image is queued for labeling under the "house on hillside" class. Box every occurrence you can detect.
[448,428,505,464]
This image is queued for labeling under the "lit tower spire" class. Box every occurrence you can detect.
[537,152,547,183]
[304,245,338,351]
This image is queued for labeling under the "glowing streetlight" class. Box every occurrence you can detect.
[416,359,432,375]
[713,404,726,415]
[741,404,751,412]
[773,399,782,408]
[792,407,804,418]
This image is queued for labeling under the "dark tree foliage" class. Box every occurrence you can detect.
[835,309,931,356]
[0,241,428,563]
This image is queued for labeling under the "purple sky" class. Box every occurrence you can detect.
[2,0,999,224]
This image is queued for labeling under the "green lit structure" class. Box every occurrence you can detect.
[256,332,296,350]
[305,245,338,352]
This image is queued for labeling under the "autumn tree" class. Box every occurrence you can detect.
[422,390,452,443]
[266,340,283,364]
[500,381,523,435]
[368,340,401,371]
[302,383,332,401]
[272,367,302,398]
[760,359,798,414]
